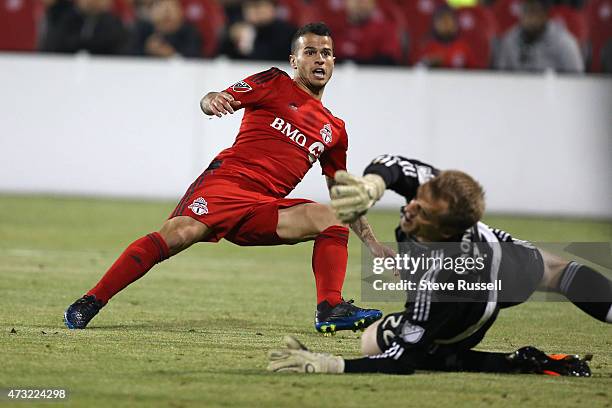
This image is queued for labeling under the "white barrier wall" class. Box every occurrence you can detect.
[1,54,611,217]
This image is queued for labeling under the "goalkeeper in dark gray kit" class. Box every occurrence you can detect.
[267,155,611,376]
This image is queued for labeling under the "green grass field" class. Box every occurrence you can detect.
[1,195,611,408]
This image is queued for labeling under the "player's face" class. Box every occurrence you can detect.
[400,184,451,242]
[290,33,335,93]
[520,3,548,35]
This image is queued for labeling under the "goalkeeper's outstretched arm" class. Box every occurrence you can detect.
[330,155,440,223]
[267,336,415,375]
[267,336,593,376]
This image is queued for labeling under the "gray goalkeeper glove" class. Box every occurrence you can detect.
[331,171,386,223]
[267,336,345,374]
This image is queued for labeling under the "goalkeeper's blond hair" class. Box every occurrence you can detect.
[426,170,485,234]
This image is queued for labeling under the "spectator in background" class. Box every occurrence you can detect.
[414,5,478,69]
[131,0,202,58]
[494,0,584,73]
[601,41,612,74]
[217,0,243,24]
[333,0,402,65]
[130,0,155,21]
[221,0,295,61]
[39,0,127,55]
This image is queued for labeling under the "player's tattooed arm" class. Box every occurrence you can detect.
[327,175,377,242]
[349,216,397,261]
[349,215,376,245]
[200,91,242,117]
[327,176,372,238]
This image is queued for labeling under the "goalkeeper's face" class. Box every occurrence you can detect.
[400,185,451,242]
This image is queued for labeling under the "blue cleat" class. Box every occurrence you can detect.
[315,299,382,336]
[64,295,104,329]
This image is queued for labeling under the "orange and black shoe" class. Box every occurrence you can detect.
[509,346,592,377]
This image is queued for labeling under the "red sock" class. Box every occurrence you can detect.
[312,226,349,307]
[87,232,169,304]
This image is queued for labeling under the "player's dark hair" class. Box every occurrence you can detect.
[291,22,333,54]
[427,170,485,234]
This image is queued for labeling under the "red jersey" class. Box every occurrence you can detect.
[415,38,477,69]
[214,67,349,198]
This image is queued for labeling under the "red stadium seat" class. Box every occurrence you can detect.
[377,0,408,32]
[377,0,409,62]
[455,6,498,68]
[309,0,403,64]
[276,0,316,27]
[0,0,37,51]
[456,5,498,38]
[309,0,348,32]
[309,0,407,30]
[493,0,522,34]
[397,0,446,46]
[587,0,612,32]
[550,5,588,51]
[310,0,407,60]
[180,0,226,57]
[586,0,612,71]
[112,0,135,23]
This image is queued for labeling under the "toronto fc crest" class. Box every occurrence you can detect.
[188,197,209,215]
[320,124,332,144]
[231,81,252,93]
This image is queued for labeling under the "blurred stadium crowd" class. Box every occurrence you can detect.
[1,0,610,72]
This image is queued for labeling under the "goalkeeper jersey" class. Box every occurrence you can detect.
[344,155,544,374]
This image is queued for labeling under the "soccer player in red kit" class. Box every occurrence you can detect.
[64,22,390,334]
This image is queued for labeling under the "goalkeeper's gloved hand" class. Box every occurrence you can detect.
[267,336,345,374]
[330,171,386,223]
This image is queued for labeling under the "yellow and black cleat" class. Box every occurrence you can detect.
[315,299,382,335]
[318,324,337,336]
[352,318,367,332]
[315,299,382,336]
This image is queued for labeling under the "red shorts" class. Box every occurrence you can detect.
[169,170,313,245]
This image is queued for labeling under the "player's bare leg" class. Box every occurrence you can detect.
[360,320,383,356]
[537,249,612,323]
[277,203,382,334]
[159,216,212,256]
[537,249,569,291]
[276,202,340,242]
[64,216,212,329]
